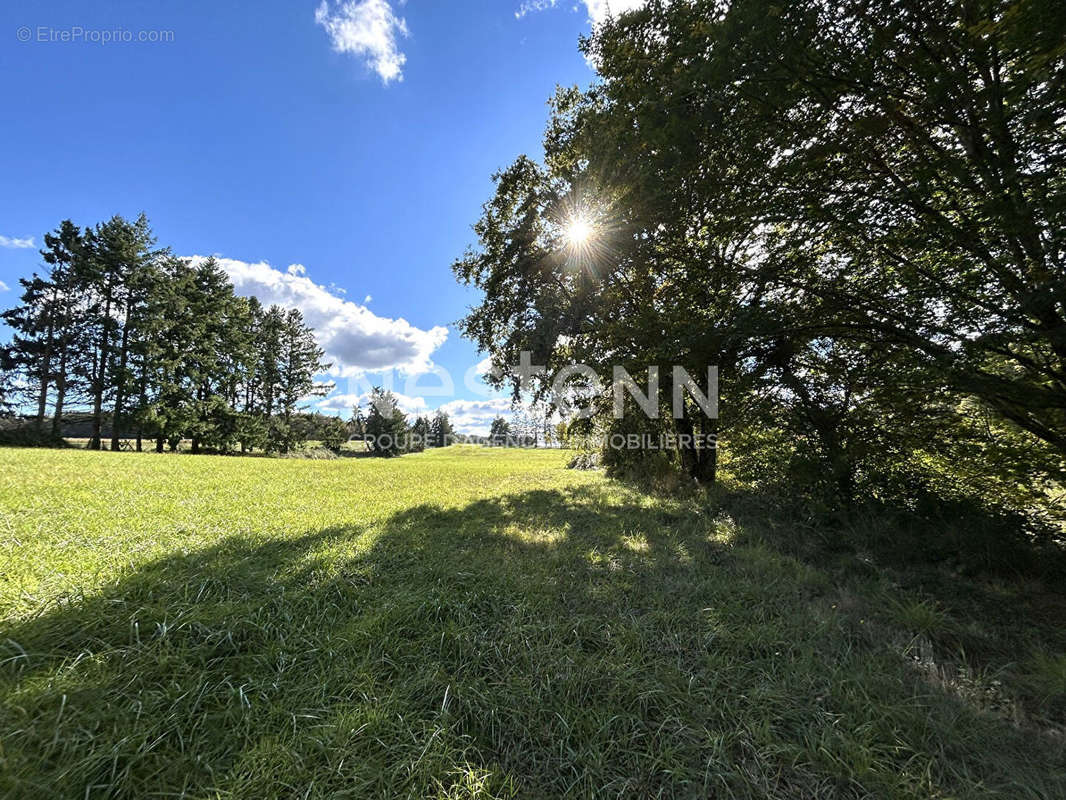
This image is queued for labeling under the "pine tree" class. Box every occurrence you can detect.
[230,296,265,453]
[430,410,455,448]
[2,274,59,433]
[185,257,241,453]
[1,221,89,435]
[270,307,329,453]
[411,415,431,451]
[126,255,180,450]
[81,214,156,449]
[256,305,285,423]
[350,402,366,440]
[364,388,408,457]
[40,221,89,437]
[111,226,167,450]
[1,216,336,457]
[146,257,199,451]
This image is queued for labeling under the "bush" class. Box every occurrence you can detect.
[281,446,338,460]
[567,451,600,470]
[0,426,70,448]
[598,410,678,482]
[320,417,349,452]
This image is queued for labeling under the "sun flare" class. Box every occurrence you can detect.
[564,216,594,246]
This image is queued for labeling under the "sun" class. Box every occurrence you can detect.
[564,216,594,246]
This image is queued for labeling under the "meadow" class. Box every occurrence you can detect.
[1,447,1063,798]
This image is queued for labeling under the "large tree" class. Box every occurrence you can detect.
[1,221,88,435]
[40,221,89,437]
[584,0,1066,453]
[80,214,158,449]
[2,274,62,432]
[272,307,330,452]
[455,0,1066,490]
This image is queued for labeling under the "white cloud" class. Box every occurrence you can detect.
[364,294,373,303]
[0,235,35,249]
[318,392,361,414]
[315,0,408,84]
[317,390,518,435]
[582,0,648,24]
[515,0,558,18]
[438,397,516,436]
[516,0,647,24]
[319,389,431,416]
[0,280,9,292]
[188,256,447,377]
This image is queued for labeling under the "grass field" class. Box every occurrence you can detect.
[1,447,1063,798]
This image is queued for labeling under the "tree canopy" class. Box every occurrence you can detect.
[454,0,1065,508]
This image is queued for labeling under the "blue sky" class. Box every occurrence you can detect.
[0,0,644,432]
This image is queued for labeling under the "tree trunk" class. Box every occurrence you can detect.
[812,415,854,504]
[33,286,61,433]
[110,322,131,451]
[676,413,699,478]
[694,426,718,484]
[191,383,204,454]
[89,379,104,450]
[90,290,113,450]
[34,367,49,432]
[135,369,146,453]
[678,406,718,484]
[830,449,855,504]
[51,345,68,438]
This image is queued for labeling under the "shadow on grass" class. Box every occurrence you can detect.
[2,486,1064,798]
[705,485,1066,678]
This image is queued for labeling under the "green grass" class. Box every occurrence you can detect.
[1,447,1063,798]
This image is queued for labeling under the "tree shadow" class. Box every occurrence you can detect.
[2,486,1063,798]
[705,484,1066,672]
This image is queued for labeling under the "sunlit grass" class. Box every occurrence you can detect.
[0,446,1063,798]
[884,596,949,636]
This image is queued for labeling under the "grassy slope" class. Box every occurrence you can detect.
[0,447,1062,798]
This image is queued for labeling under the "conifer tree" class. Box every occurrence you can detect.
[429,410,455,448]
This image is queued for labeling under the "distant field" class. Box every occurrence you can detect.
[1,447,1063,798]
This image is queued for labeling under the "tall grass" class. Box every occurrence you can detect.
[1,447,1063,798]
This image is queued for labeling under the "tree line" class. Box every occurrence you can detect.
[355,390,458,456]
[454,0,1065,515]
[351,392,557,456]
[0,215,329,454]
